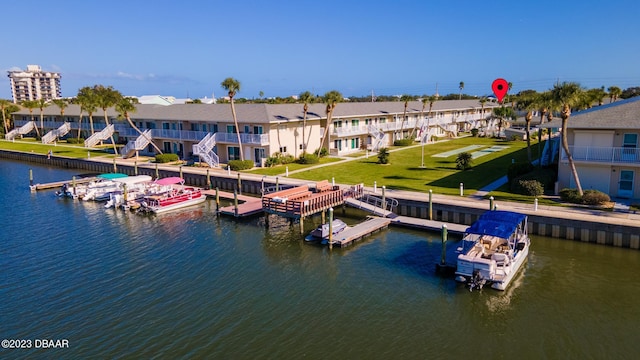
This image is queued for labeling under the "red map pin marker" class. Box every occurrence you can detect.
[492,78,509,103]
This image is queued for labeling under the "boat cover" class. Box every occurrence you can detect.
[97,173,129,180]
[155,177,184,185]
[465,211,527,239]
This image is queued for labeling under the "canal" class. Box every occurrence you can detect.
[1,159,639,359]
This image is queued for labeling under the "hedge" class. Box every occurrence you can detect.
[393,138,414,146]
[155,153,179,163]
[228,159,254,171]
[296,153,319,164]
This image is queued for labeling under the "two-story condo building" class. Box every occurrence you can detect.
[546,97,640,199]
[9,99,499,166]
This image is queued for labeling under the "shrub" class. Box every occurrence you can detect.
[228,159,254,171]
[314,147,328,157]
[377,147,390,164]
[470,128,479,137]
[265,156,279,167]
[65,137,84,144]
[455,152,473,170]
[511,167,557,192]
[516,180,544,196]
[582,190,610,205]
[430,135,439,142]
[507,162,534,184]
[559,188,581,203]
[155,153,179,163]
[393,138,413,146]
[296,153,319,164]
[510,135,522,141]
[264,152,295,167]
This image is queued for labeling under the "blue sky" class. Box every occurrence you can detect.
[2,0,640,100]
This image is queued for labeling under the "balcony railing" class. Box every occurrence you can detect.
[562,146,640,164]
[13,120,270,145]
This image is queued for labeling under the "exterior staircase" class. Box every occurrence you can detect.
[368,125,386,151]
[5,121,36,140]
[121,129,153,158]
[42,122,71,144]
[541,136,560,166]
[192,132,219,167]
[84,124,114,148]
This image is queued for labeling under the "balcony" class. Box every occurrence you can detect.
[562,146,640,165]
[214,132,269,145]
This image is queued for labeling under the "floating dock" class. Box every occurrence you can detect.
[329,217,391,247]
[202,189,264,217]
[30,177,98,191]
[390,215,467,235]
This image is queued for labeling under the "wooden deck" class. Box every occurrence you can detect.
[329,217,391,247]
[262,182,355,219]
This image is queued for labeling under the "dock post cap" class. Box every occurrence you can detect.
[442,224,447,228]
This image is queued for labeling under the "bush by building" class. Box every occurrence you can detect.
[228,159,254,171]
[393,138,414,146]
[155,153,179,163]
[296,153,319,164]
[515,179,544,196]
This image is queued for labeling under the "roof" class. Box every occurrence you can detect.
[541,96,640,130]
[11,99,498,124]
[465,210,527,239]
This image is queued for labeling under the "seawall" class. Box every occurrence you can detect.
[3,149,638,250]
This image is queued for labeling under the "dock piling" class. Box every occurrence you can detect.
[234,188,238,217]
[215,187,220,212]
[179,165,183,179]
[328,207,334,250]
[237,173,242,195]
[441,224,448,265]
[155,163,159,179]
[459,182,464,196]
[428,189,433,220]
[275,177,279,192]
[381,186,386,211]
[134,161,138,175]
[489,196,494,211]
[113,158,117,173]
[534,197,538,212]
[29,169,33,188]
[206,169,211,190]
[374,181,377,193]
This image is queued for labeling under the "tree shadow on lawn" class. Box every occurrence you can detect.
[426,147,529,190]
[384,175,424,181]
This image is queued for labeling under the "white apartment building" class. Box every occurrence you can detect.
[7,65,62,103]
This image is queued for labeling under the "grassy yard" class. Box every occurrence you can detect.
[244,156,343,176]
[285,137,536,196]
[0,139,113,158]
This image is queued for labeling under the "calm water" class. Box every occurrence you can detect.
[1,159,640,359]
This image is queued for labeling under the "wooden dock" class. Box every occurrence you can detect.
[30,177,98,191]
[390,216,467,235]
[205,189,264,218]
[329,217,391,247]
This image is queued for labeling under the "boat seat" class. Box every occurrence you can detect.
[491,252,510,266]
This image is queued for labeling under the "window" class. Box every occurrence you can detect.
[162,123,170,130]
[351,138,359,149]
[333,120,342,128]
[228,146,241,160]
[244,125,250,134]
[279,146,287,153]
[227,125,236,133]
[379,118,386,123]
[253,126,263,134]
[352,119,359,127]
[334,140,342,151]
[211,124,218,133]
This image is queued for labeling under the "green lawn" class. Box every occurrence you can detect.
[287,137,534,195]
[0,139,113,158]
[244,157,343,176]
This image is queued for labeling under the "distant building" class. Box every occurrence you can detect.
[7,65,62,103]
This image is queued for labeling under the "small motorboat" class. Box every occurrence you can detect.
[305,219,348,242]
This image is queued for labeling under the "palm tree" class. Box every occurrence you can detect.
[409,97,428,139]
[479,97,487,119]
[318,90,343,156]
[426,95,437,140]
[516,91,538,162]
[492,106,516,138]
[458,81,464,100]
[299,91,314,153]
[550,82,585,196]
[51,99,68,122]
[0,99,13,134]
[115,97,163,155]
[607,86,622,103]
[221,77,243,161]
[21,100,40,137]
[398,94,412,139]
[76,86,98,137]
[93,85,122,154]
[37,98,50,136]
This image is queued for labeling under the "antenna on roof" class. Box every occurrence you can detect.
[435,83,439,99]
[371,89,377,102]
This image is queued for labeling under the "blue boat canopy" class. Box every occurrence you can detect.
[465,211,527,239]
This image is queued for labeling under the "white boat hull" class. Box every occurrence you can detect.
[146,195,206,214]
